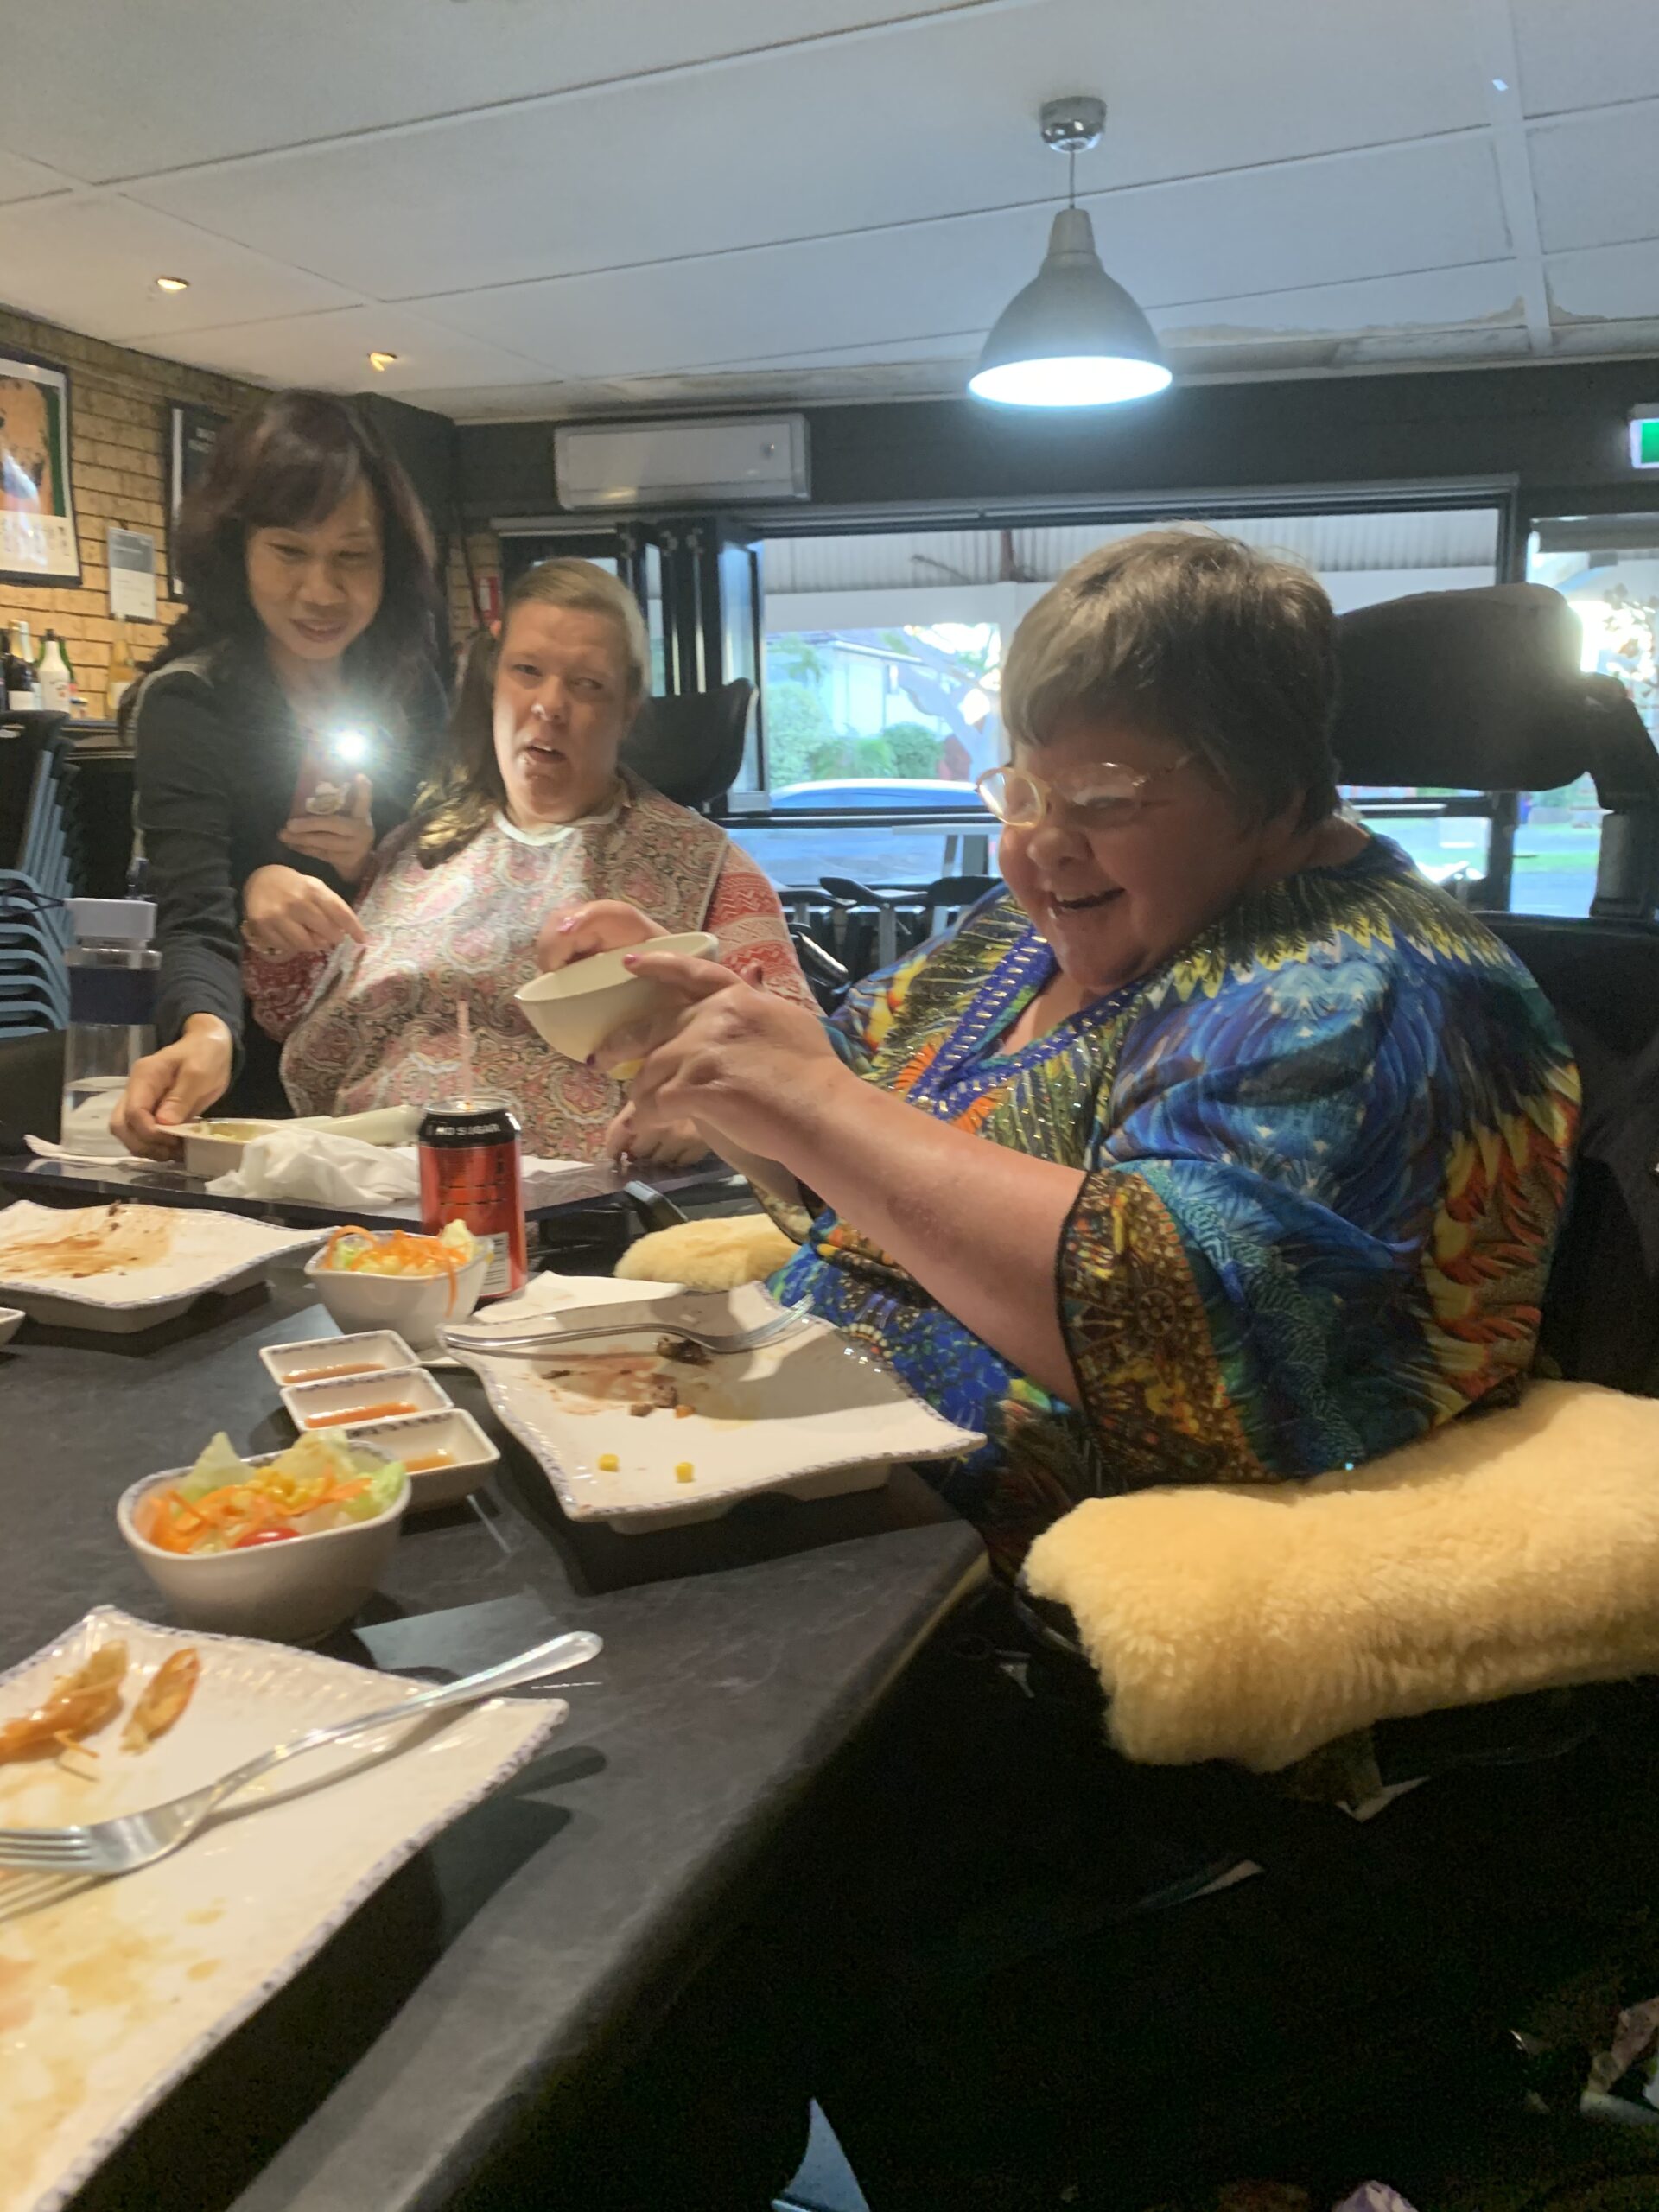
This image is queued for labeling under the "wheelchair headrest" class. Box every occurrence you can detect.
[1332,582,1654,798]
[621,680,753,811]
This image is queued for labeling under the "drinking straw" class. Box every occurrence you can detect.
[457,994,474,1107]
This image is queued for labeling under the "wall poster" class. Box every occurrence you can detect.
[0,348,80,584]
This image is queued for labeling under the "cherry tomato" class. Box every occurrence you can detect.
[232,1525,300,1548]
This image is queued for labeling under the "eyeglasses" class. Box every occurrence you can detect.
[975,754,1192,830]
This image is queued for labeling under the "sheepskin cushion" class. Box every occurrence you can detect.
[615,1214,798,1291]
[1022,1381,1659,1773]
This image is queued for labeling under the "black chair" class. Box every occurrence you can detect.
[622,680,753,811]
[1335,582,1659,1392]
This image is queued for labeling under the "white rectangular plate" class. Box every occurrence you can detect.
[0,1202,322,1332]
[0,1606,568,2212]
[454,1278,982,1528]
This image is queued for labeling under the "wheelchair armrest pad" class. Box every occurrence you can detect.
[1021,1380,1659,1773]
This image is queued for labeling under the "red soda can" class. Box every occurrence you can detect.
[418,1094,527,1299]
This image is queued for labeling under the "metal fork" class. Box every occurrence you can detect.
[0,1629,601,1878]
[440,1299,814,1361]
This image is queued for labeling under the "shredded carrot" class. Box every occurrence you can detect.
[318,1224,468,1312]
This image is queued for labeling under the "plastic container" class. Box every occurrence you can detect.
[60,897,160,1156]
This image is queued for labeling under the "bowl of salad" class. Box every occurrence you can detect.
[305,1222,489,1351]
[118,1430,410,1642]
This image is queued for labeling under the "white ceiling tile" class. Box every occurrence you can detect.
[1547,239,1659,327]
[416,138,1510,381]
[2,1,996,181]
[1530,105,1659,253]
[124,0,1492,302]
[1157,263,1527,347]
[396,380,569,422]
[1511,0,1659,117]
[0,150,75,206]
[0,194,359,344]
[139,305,544,395]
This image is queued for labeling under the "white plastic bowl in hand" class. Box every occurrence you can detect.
[304,1245,489,1351]
[117,1446,409,1643]
[514,930,718,1064]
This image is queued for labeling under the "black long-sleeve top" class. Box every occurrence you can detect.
[131,639,447,1055]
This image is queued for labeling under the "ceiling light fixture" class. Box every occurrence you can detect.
[969,95,1170,410]
[155,275,189,293]
[367,351,398,372]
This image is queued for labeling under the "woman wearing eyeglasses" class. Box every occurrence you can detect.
[601,531,1579,1573]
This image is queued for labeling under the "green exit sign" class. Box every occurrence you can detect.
[1631,413,1659,468]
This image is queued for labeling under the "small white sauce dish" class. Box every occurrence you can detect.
[258,1330,419,1391]
[280,1364,453,1433]
[322,1407,499,1511]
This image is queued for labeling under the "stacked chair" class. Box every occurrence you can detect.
[0,710,77,1043]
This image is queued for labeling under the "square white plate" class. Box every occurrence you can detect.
[453,1277,982,1529]
[0,1202,323,1332]
[0,1606,569,2212]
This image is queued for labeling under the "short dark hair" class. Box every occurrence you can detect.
[1000,529,1340,828]
[137,388,441,715]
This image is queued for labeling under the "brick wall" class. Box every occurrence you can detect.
[446,530,501,652]
[0,306,254,715]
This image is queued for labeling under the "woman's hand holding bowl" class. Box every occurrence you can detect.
[597,950,846,1167]
[533,899,669,974]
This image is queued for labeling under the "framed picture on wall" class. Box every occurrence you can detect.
[166,401,228,596]
[0,346,80,584]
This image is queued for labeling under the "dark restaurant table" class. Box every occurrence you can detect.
[0,1260,987,2212]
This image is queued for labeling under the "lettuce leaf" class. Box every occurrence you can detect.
[178,1431,252,1501]
[341,1452,408,1519]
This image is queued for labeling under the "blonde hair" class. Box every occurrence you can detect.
[410,559,651,865]
[1001,529,1339,828]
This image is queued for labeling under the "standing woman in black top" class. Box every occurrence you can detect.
[112,390,446,1156]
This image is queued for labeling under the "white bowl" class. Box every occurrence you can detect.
[117,1446,409,1643]
[304,1249,488,1351]
[513,930,718,1062]
[0,1306,23,1346]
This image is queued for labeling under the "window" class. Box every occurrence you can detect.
[1522,516,1659,918]
[732,506,1501,893]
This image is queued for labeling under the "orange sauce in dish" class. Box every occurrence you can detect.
[284,1360,385,1384]
[302,1400,420,1427]
[403,1451,457,1472]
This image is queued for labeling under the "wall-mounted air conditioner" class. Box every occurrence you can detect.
[553,415,810,510]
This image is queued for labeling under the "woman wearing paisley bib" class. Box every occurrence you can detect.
[266,558,810,1166]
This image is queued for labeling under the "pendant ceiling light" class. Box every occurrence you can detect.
[969,95,1171,409]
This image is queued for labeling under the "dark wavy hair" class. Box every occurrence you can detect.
[128,389,441,721]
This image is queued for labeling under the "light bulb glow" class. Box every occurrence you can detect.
[328,728,371,766]
[968,354,1173,407]
[367,351,398,372]
[155,275,189,293]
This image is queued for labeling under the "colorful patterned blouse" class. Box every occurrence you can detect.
[772,837,1580,1574]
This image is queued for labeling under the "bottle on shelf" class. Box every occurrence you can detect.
[60,897,162,1156]
[6,620,41,710]
[37,630,73,713]
[105,619,138,717]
